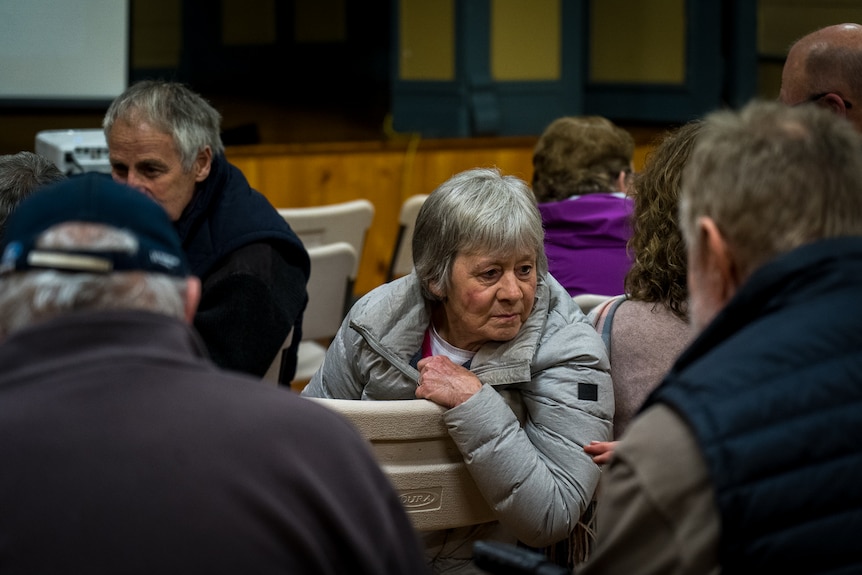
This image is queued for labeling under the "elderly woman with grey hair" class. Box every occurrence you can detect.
[302,167,613,574]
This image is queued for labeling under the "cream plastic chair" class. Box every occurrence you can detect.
[278,199,374,294]
[263,242,357,385]
[308,397,495,531]
[573,293,614,315]
[386,194,428,282]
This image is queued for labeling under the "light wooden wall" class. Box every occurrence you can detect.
[227,137,536,295]
[226,137,655,297]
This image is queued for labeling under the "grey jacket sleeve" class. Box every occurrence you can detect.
[443,319,614,547]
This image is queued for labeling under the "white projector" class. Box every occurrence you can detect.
[35,129,111,175]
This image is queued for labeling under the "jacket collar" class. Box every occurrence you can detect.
[674,236,862,374]
[0,310,211,378]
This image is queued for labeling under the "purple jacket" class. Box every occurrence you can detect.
[539,193,634,297]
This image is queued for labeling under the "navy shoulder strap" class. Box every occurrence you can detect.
[600,296,626,357]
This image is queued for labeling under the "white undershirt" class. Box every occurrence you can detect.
[428,323,476,366]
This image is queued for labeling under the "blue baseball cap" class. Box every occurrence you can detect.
[0,173,190,277]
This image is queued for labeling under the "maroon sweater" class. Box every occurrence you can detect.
[0,310,428,575]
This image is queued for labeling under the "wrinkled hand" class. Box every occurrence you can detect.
[415,355,483,408]
[584,440,618,465]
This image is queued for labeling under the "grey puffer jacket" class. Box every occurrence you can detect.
[303,273,613,550]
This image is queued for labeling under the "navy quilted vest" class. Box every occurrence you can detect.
[645,237,862,574]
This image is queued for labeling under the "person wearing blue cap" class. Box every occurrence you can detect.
[0,173,429,575]
[103,80,309,383]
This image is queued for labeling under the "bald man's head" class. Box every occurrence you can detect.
[780,23,862,132]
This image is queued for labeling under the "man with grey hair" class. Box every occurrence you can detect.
[103,80,309,383]
[779,22,862,132]
[0,173,428,574]
[0,151,65,240]
[579,100,862,573]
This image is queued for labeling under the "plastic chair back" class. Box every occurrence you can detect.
[308,397,495,531]
[264,242,357,384]
[278,199,374,281]
[386,194,427,281]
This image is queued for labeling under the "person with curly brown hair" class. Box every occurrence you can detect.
[580,98,862,575]
[532,116,635,297]
[585,120,700,452]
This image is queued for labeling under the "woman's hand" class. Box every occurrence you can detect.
[415,355,483,408]
[584,440,618,465]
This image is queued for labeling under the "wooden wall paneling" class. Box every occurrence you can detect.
[226,137,657,296]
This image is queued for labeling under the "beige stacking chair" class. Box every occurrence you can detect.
[278,199,374,303]
[386,194,427,282]
[308,397,495,531]
[263,241,357,387]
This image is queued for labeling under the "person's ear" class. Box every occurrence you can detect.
[184,276,202,323]
[428,279,445,301]
[819,93,850,117]
[429,283,443,298]
[615,170,629,193]
[193,146,213,183]
[698,216,740,304]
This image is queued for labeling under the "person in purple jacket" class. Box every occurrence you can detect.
[532,116,635,297]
